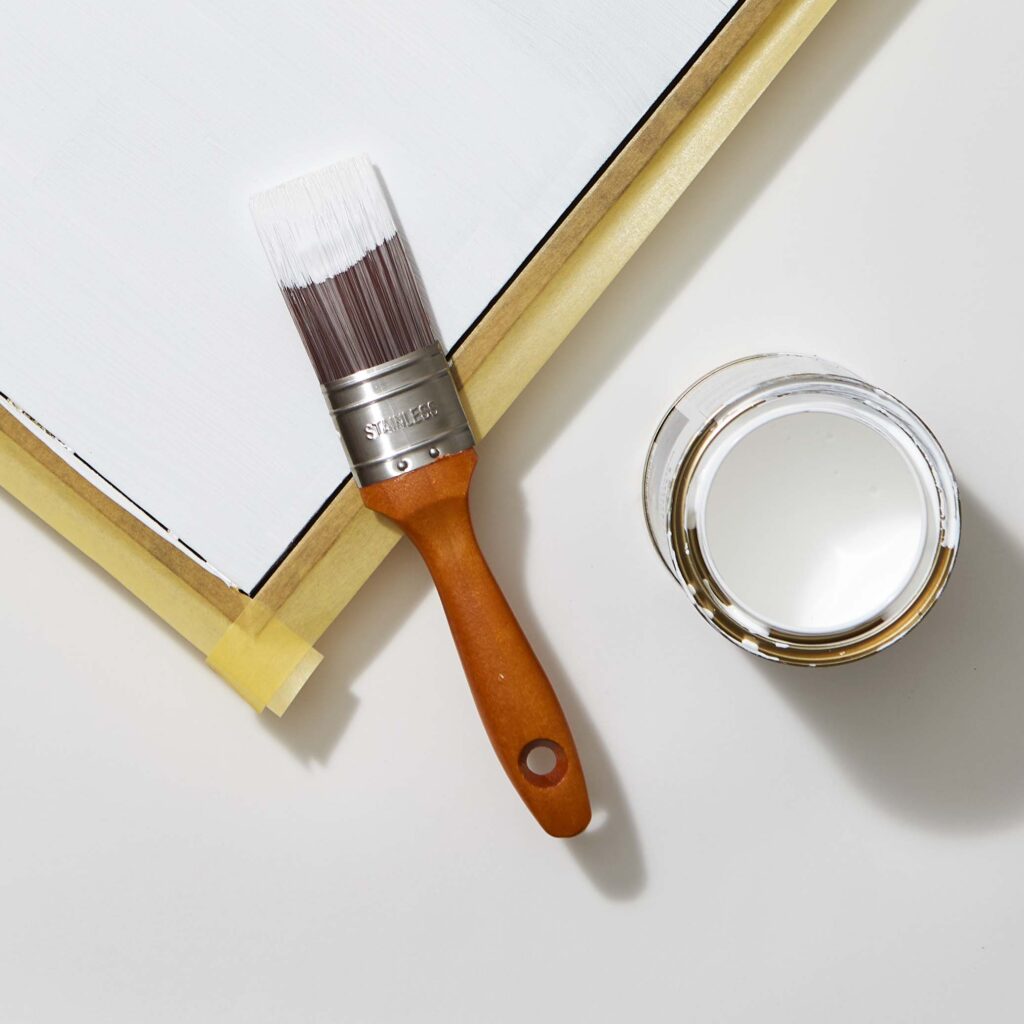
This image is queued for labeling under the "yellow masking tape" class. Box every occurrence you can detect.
[0,423,321,714]
[0,427,231,653]
[205,601,323,713]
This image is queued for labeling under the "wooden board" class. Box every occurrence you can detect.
[0,0,837,711]
[1,0,737,593]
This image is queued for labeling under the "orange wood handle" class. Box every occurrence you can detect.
[361,449,591,837]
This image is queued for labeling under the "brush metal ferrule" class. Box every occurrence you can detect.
[322,342,475,487]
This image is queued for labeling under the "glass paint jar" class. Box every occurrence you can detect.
[643,355,960,665]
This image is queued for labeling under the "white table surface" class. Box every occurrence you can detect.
[3,1,1023,1020]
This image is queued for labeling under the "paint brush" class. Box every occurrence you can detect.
[251,155,591,837]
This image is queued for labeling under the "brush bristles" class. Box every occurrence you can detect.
[250,155,437,382]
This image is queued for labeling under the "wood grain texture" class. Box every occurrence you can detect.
[361,450,591,837]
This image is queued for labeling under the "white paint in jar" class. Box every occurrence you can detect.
[701,410,929,635]
[642,354,960,664]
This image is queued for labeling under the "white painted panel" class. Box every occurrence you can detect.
[0,0,731,590]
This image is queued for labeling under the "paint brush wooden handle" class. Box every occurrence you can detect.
[253,161,591,833]
[361,449,591,837]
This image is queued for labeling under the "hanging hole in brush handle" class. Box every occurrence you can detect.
[520,739,568,786]
[360,449,591,838]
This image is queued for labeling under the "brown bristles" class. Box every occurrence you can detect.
[280,234,437,384]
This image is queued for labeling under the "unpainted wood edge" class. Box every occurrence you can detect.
[0,409,321,713]
[0,405,245,621]
[0,426,233,654]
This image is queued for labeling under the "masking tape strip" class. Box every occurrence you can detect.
[0,425,223,649]
[0,421,321,714]
[205,600,323,714]
[459,0,838,439]
[0,0,833,716]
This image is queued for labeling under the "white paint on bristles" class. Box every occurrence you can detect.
[250,156,397,288]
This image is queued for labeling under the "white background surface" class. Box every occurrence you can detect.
[3,0,1024,1020]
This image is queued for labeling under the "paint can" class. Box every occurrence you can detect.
[642,354,960,665]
